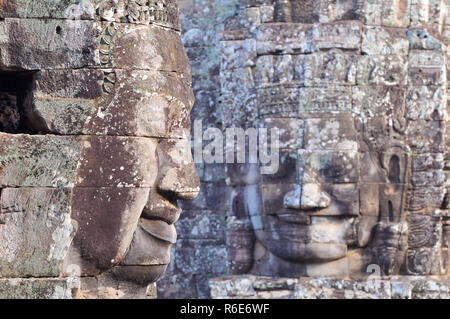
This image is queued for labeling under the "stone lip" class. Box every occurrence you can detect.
[140,218,177,245]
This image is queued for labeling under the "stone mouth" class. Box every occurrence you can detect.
[271,207,328,224]
[139,217,177,244]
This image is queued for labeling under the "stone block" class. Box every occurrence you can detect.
[312,22,362,51]
[362,26,409,56]
[0,278,72,299]
[296,277,391,299]
[407,213,443,249]
[36,69,103,100]
[0,188,75,278]
[298,150,359,184]
[303,117,357,151]
[411,170,445,187]
[257,84,299,117]
[353,85,406,119]
[405,247,445,275]
[408,50,446,86]
[363,0,411,27]
[39,70,193,138]
[174,239,228,275]
[406,119,445,154]
[306,257,350,277]
[0,18,96,70]
[298,51,358,87]
[220,39,256,70]
[408,28,443,50]
[406,86,447,120]
[409,276,449,299]
[0,0,95,20]
[0,134,81,188]
[156,274,198,299]
[95,22,190,76]
[299,86,353,115]
[176,211,226,240]
[357,55,408,86]
[0,0,181,29]
[255,23,313,55]
[410,0,446,29]
[406,187,446,210]
[210,275,297,299]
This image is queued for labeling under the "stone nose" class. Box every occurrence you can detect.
[157,139,200,200]
[283,183,331,211]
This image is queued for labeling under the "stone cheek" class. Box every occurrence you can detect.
[76,136,159,188]
[70,187,151,275]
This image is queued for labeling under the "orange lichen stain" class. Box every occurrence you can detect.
[397,0,408,22]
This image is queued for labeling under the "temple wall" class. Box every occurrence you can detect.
[157,0,450,299]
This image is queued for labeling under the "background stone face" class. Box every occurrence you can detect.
[156,0,450,299]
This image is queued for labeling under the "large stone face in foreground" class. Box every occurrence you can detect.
[0,0,199,299]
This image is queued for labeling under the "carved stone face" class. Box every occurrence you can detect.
[224,1,447,278]
[248,116,361,262]
[240,112,409,276]
[0,0,199,285]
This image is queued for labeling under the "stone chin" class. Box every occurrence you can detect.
[112,265,169,286]
[113,218,176,285]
